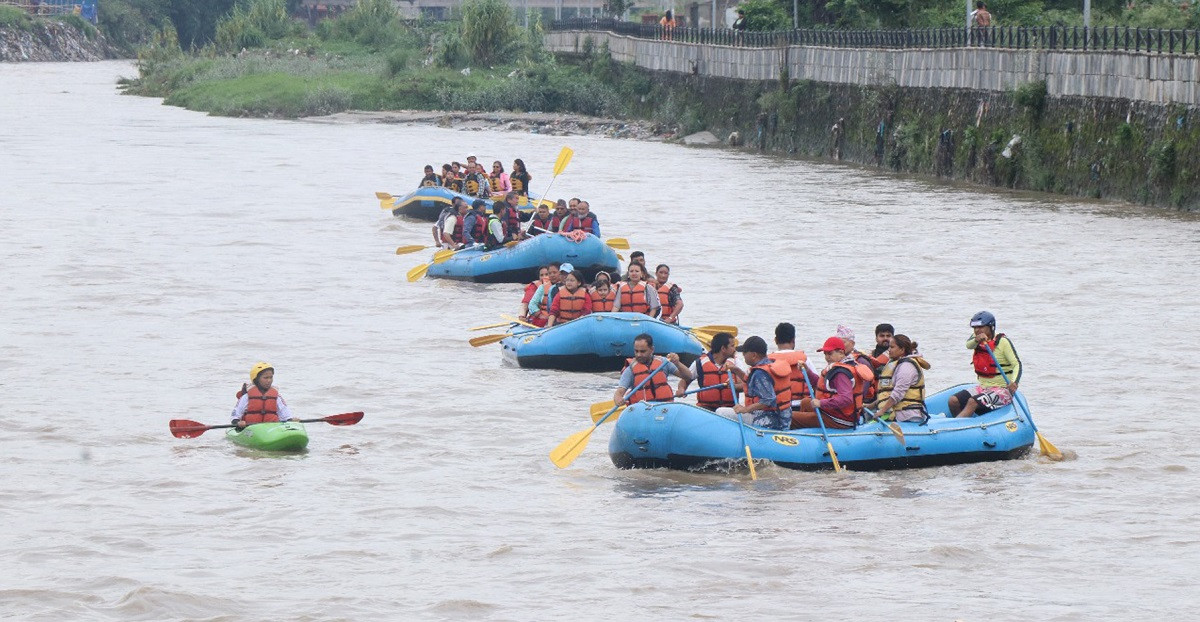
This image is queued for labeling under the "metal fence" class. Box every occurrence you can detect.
[550,18,1200,55]
[1,0,84,17]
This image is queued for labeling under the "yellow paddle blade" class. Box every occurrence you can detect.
[617,253,626,261]
[395,245,429,255]
[375,191,394,200]
[432,249,457,264]
[605,238,630,250]
[590,402,626,424]
[499,314,540,329]
[827,442,843,473]
[470,321,512,331]
[469,333,511,347]
[549,426,595,468]
[886,421,905,445]
[1037,432,1064,461]
[406,263,429,282]
[692,333,712,348]
[692,325,739,337]
[553,146,574,177]
[745,445,758,480]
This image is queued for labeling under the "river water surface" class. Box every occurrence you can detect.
[3,61,1199,621]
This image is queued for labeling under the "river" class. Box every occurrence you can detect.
[2,60,1198,621]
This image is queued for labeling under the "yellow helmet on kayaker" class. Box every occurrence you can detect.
[250,362,274,381]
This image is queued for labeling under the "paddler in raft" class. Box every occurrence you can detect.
[613,333,694,407]
[231,362,298,429]
[611,263,660,318]
[418,165,441,188]
[950,310,1022,418]
[546,270,593,326]
[791,336,861,431]
[561,200,600,236]
[653,264,683,325]
[772,322,817,414]
[678,331,744,410]
[871,334,930,423]
[728,336,793,430]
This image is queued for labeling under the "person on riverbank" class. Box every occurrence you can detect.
[511,159,532,196]
[614,333,693,406]
[872,334,930,423]
[547,270,593,326]
[792,337,860,430]
[659,10,677,41]
[681,331,745,410]
[653,264,683,324]
[590,272,616,312]
[419,165,441,188]
[732,336,793,430]
[612,263,660,317]
[489,160,512,196]
[231,363,296,428]
[950,311,1021,418]
[732,8,747,31]
[561,200,601,236]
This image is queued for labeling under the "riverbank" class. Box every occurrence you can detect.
[0,15,118,62]
[317,110,677,141]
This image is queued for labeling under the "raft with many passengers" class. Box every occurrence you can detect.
[428,232,619,283]
[385,186,543,221]
[499,312,706,372]
[608,384,1036,472]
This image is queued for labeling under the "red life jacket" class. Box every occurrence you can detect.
[745,359,793,414]
[591,288,615,312]
[501,206,521,237]
[657,282,680,319]
[471,211,487,242]
[618,282,651,315]
[530,215,554,235]
[243,386,280,424]
[556,288,589,321]
[972,333,1007,377]
[564,212,597,233]
[550,213,568,231]
[625,358,675,404]
[772,349,810,403]
[814,362,860,428]
[693,353,736,410]
[451,213,466,244]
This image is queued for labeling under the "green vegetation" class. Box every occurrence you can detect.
[0,5,34,30]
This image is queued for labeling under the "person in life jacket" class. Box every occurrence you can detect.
[437,196,467,247]
[463,163,490,198]
[731,336,793,430]
[950,310,1022,418]
[500,192,531,239]
[488,160,512,196]
[547,270,593,326]
[550,199,572,232]
[679,331,745,411]
[612,263,661,317]
[527,203,555,238]
[871,323,895,367]
[483,203,507,251]
[589,271,616,312]
[446,162,465,193]
[792,336,861,430]
[773,322,817,412]
[613,333,694,406]
[526,262,566,327]
[458,199,488,248]
[561,200,601,236]
[419,165,441,188]
[231,362,297,427]
[835,324,885,404]
[510,159,532,196]
[653,264,684,324]
[518,266,550,323]
[872,333,931,423]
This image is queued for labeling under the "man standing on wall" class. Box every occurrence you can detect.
[970,1,992,46]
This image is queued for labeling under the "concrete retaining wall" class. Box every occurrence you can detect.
[546,30,1200,106]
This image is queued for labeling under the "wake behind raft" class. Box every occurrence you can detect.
[608,384,1037,472]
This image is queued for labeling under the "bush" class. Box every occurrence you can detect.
[213,0,290,54]
[737,0,790,31]
[0,5,33,30]
[318,0,406,49]
[461,0,518,66]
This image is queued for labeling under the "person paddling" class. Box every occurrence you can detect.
[232,362,297,429]
[679,331,744,410]
[773,322,818,418]
[730,336,793,430]
[950,311,1021,418]
[792,337,861,430]
[872,334,931,423]
[614,333,694,406]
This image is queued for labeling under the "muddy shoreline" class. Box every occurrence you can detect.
[314,110,694,142]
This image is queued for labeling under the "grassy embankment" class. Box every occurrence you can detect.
[0,4,100,38]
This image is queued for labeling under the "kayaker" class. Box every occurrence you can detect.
[836,324,884,405]
[527,262,567,327]
[731,336,793,430]
[562,200,601,236]
[614,333,694,406]
[547,270,592,326]
[231,362,297,429]
[419,165,441,188]
[679,331,745,410]
[872,334,931,423]
[872,323,895,362]
[589,272,616,312]
[653,264,683,324]
[510,159,531,196]
[950,311,1022,418]
[612,263,660,317]
[792,336,861,430]
[483,203,506,251]
[527,203,555,238]
[518,266,550,323]
[773,322,819,413]
[488,160,512,195]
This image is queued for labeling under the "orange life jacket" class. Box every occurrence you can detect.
[625,358,675,404]
[814,362,861,428]
[243,386,280,424]
[745,359,793,413]
[771,349,810,403]
[693,353,736,409]
[556,288,589,321]
[851,351,879,403]
[656,282,680,319]
[618,282,652,315]
[591,288,616,312]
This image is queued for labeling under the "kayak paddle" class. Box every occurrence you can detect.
[169,412,364,439]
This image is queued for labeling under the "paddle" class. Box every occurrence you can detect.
[982,342,1062,460]
[375,191,395,201]
[169,412,364,439]
[588,383,728,424]
[799,368,844,473]
[550,360,666,469]
[407,244,482,282]
[605,238,630,250]
[469,332,512,347]
[433,244,482,264]
[469,321,514,331]
[536,146,574,204]
[730,371,758,481]
[689,325,739,336]
[861,407,906,445]
[395,244,434,255]
[499,313,540,329]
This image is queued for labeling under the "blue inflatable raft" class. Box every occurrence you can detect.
[498,312,706,372]
[427,233,620,283]
[609,384,1036,472]
[388,186,544,221]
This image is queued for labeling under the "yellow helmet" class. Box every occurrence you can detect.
[249,362,274,381]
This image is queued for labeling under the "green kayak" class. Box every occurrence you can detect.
[225,421,309,451]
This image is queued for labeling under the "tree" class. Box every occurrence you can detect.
[738,0,790,30]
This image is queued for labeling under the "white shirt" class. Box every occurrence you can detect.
[231,391,295,423]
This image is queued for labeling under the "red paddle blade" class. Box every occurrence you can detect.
[323,411,364,426]
[169,419,210,439]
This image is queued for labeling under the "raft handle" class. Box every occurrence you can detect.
[905,446,920,451]
[983,441,997,448]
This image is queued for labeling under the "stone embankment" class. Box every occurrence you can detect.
[0,22,117,62]
[322,110,679,141]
